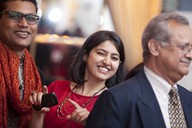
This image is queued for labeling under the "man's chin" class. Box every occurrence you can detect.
[182,69,189,76]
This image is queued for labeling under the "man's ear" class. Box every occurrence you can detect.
[148,39,160,56]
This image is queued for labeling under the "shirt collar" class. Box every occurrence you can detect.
[144,65,177,96]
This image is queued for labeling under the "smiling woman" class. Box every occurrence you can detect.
[29,30,125,128]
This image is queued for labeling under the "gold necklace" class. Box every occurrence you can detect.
[56,85,106,120]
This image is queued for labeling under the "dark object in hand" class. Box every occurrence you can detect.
[33,92,58,111]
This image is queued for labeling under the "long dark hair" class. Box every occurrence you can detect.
[69,30,125,88]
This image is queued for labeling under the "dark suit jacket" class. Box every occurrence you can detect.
[86,69,192,128]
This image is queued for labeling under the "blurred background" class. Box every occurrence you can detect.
[31,0,192,90]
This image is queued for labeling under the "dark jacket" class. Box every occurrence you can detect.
[86,68,192,128]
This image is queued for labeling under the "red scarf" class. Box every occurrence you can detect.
[0,42,42,127]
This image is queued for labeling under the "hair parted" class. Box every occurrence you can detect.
[69,30,125,88]
[142,12,189,62]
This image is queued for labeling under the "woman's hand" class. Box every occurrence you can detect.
[29,86,50,112]
[66,99,90,126]
[29,86,50,128]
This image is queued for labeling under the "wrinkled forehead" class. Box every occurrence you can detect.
[168,21,192,43]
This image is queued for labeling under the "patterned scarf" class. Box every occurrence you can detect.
[0,42,42,127]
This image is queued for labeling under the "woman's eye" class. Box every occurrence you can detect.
[97,51,105,56]
[111,56,119,61]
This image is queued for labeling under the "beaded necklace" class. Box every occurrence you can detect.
[56,85,106,120]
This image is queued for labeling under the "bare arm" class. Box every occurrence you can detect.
[29,110,46,128]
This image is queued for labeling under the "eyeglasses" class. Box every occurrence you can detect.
[0,10,39,25]
[169,43,192,54]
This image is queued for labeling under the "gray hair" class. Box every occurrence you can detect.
[142,12,189,62]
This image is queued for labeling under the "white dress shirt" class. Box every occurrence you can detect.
[144,66,178,128]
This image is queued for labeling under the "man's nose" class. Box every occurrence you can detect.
[18,17,28,27]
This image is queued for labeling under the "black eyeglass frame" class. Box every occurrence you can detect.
[0,10,40,25]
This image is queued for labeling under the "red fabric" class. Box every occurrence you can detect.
[0,42,42,127]
[44,80,99,128]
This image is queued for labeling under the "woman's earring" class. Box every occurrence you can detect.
[83,58,87,62]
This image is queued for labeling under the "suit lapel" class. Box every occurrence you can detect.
[178,86,192,127]
[136,70,166,128]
